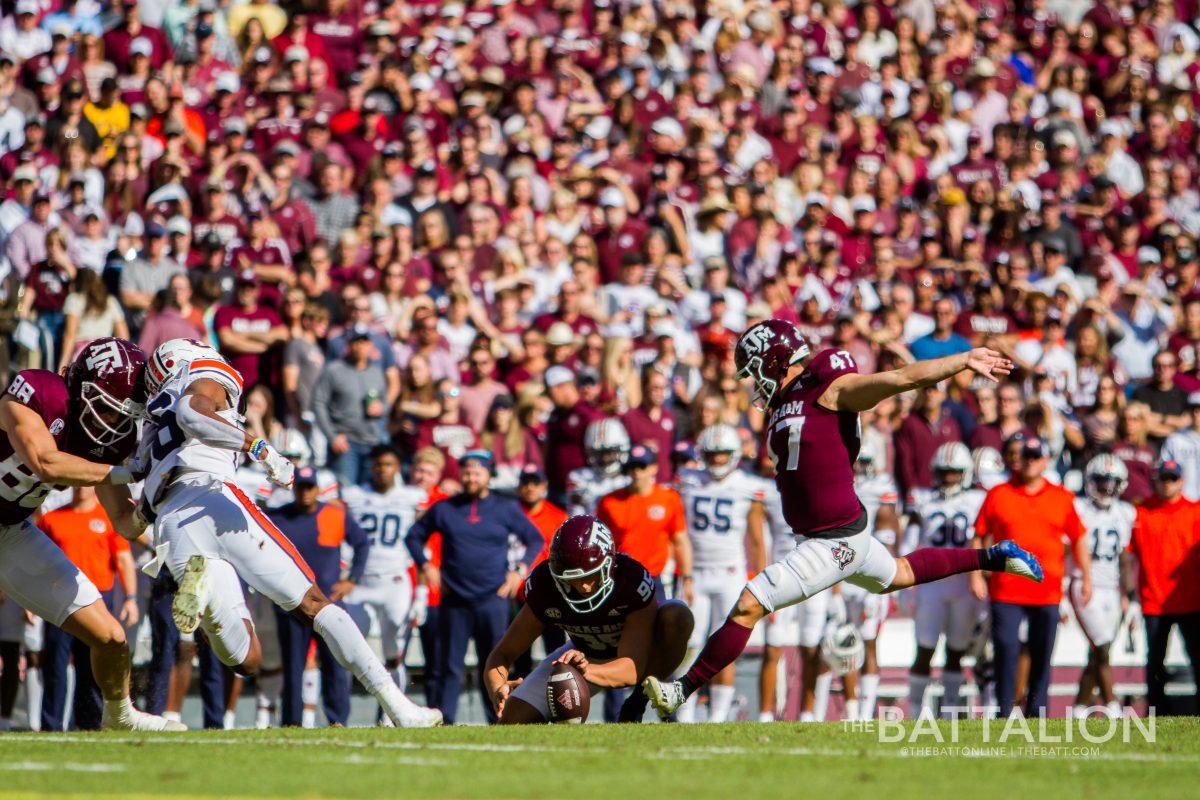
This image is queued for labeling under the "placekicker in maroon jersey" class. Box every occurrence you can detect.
[764,348,863,537]
[524,553,656,660]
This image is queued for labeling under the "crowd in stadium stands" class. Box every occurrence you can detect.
[2,0,1200,728]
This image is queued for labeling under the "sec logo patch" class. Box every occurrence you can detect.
[49,419,64,435]
[648,505,665,520]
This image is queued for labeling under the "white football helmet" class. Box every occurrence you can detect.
[932,441,973,495]
[698,423,741,479]
[584,418,631,477]
[276,428,313,464]
[972,446,1006,490]
[1084,453,1128,507]
[820,622,866,676]
[146,338,230,397]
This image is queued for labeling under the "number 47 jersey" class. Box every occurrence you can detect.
[341,482,425,577]
[913,488,986,549]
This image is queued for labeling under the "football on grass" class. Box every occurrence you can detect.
[546,662,590,723]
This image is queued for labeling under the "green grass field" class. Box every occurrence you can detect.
[0,718,1198,800]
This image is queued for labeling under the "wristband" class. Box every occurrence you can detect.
[248,438,269,462]
[108,466,134,485]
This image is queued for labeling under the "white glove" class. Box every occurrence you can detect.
[409,584,429,627]
[250,438,295,488]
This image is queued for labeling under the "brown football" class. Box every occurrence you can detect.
[546,662,590,723]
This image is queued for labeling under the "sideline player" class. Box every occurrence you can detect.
[843,447,900,720]
[341,444,428,701]
[0,338,183,730]
[136,338,441,727]
[1069,455,1135,718]
[645,319,1043,718]
[907,443,986,717]
[566,418,631,516]
[676,424,766,723]
[483,515,694,723]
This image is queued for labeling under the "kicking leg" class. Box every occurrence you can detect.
[889,542,1042,592]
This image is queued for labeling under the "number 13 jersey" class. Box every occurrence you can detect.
[1072,498,1135,591]
[135,360,245,515]
[764,348,862,537]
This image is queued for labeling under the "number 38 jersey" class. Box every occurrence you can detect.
[913,488,986,549]
[341,482,425,577]
[764,348,862,537]
[677,467,768,571]
[134,360,245,514]
[1072,498,1135,590]
[524,553,655,660]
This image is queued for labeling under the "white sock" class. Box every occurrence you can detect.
[676,694,697,723]
[301,707,316,728]
[758,711,775,722]
[844,698,860,720]
[859,673,880,721]
[1106,700,1123,717]
[223,709,236,730]
[709,684,736,723]
[941,671,964,716]
[909,675,931,717]
[813,673,833,721]
[26,667,41,732]
[162,710,182,723]
[799,711,815,722]
[256,671,281,729]
[103,697,135,725]
[313,604,417,724]
[302,668,320,706]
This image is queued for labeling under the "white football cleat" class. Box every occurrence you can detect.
[172,555,211,635]
[643,676,686,719]
[393,705,443,728]
[102,701,188,731]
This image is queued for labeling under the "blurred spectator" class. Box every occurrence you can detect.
[975,437,1089,717]
[543,365,604,505]
[312,324,387,487]
[621,367,677,483]
[1161,395,1200,501]
[895,383,962,508]
[1131,459,1200,714]
[214,271,287,390]
[136,274,202,357]
[118,221,183,332]
[910,298,972,361]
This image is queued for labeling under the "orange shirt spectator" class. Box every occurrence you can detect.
[596,446,691,585]
[516,465,567,569]
[1131,490,1200,616]
[976,472,1086,605]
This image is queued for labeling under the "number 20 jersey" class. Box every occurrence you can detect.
[135,360,245,514]
[913,488,986,549]
[764,348,862,537]
[677,467,769,571]
[1072,498,1134,591]
[341,482,425,577]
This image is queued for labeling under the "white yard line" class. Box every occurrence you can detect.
[0,761,126,773]
[10,734,1199,764]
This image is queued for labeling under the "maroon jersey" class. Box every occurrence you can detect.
[523,554,655,660]
[764,348,862,536]
[0,371,133,525]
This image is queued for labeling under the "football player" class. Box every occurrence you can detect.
[483,515,694,724]
[0,338,182,731]
[566,418,631,516]
[341,444,429,706]
[135,338,441,727]
[972,446,1007,490]
[1069,455,1135,718]
[676,424,767,722]
[645,319,1041,719]
[907,443,986,717]
[842,446,900,721]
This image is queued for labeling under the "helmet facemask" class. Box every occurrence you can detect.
[78,381,141,447]
[737,355,777,410]
[550,556,615,613]
[703,449,739,479]
[1086,474,1122,507]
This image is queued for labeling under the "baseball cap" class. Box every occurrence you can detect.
[518,464,547,484]
[626,444,657,469]
[459,449,494,472]
[235,269,259,287]
[671,441,698,463]
[130,37,153,58]
[1137,246,1161,264]
[544,365,575,388]
[166,216,191,236]
[598,187,625,208]
[545,322,576,347]
[347,322,372,341]
[294,466,319,486]
[1156,459,1184,479]
[145,222,167,238]
[1019,436,1047,459]
[650,117,684,139]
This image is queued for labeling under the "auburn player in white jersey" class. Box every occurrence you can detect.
[341,444,429,701]
[1069,455,1135,718]
[843,444,900,721]
[136,338,440,727]
[676,425,767,722]
[566,419,631,516]
[907,442,986,717]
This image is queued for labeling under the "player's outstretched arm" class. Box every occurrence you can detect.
[96,483,148,541]
[178,379,294,486]
[820,348,1013,412]
[483,605,544,716]
[0,399,133,487]
[579,603,655,688]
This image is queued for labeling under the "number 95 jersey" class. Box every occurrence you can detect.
[134,362,245,513]
[341,482,425,577]
[677,467,768,571]
[913,488,986,549]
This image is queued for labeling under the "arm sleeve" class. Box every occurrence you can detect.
[344,514,370,584]
[174,394,246,450]
[404,503,436,568]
